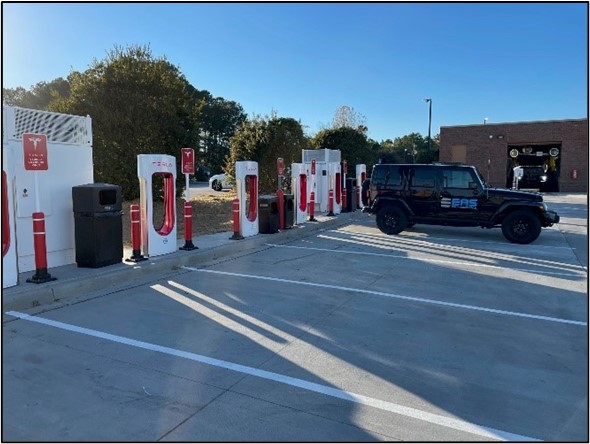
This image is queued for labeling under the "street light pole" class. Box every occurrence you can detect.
[423,98,432,162]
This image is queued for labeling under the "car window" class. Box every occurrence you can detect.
[442,169,476,189]
[371,166,386,183]
[410,168,435,188]
[372,166,404,189]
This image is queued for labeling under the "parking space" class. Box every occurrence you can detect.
[3,203,588,441]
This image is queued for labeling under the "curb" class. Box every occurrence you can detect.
[2,212,364,313]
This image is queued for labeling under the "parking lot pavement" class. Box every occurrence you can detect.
[3,195,588,441]
[542,193,588,268]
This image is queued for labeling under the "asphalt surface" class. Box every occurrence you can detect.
[2,194,588,441]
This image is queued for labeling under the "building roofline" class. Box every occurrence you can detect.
[440,117,587,130]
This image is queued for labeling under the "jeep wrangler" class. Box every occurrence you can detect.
[364,163,560,244]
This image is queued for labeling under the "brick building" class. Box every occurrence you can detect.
[439,118,588,192]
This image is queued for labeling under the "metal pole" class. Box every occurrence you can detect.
[34,171,41,212]
[427,99,432,161]
[424,98,432,162]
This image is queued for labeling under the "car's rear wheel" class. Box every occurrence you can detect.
[212,180,222,191]
[501,210,542,244]
[376,205,408,235]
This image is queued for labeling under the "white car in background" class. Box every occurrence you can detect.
[209,173,231,191]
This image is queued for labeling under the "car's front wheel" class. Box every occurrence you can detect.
[501,210,542,244]
[212,180,222,191]
[376,205,408,235]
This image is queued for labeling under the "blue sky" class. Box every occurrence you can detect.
[2,2,588,142]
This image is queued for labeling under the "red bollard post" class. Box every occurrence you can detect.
[126,204,146,262]
[180,201,197,250]
[308,191,316,221]
[342,188,347,211]
[230,198,243,240]
[277,189,285,230]
[327,189,335,216]
[26,212,56,284]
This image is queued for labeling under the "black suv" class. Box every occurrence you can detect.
[364,163,560,244]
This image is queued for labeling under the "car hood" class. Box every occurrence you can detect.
[485,187,543,202]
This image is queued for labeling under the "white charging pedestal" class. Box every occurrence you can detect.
[137,154,177,257]
[356,164,367,209]
[329,161,342,214]
[291,163,309,224]
[235,161,259,238]
[2,148,18,288]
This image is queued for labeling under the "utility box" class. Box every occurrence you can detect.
[301,148,341,213]
[2,106,94,273]
[258,195,279,234]
[72,183,123,268]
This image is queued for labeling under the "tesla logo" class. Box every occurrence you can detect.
[28,136,43,149]
[152,161,173,167]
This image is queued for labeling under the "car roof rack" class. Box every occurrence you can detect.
[431,161,465,166]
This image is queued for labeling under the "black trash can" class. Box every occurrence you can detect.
[283,194,294,229]
[345,178,357,212]
[258,195,279,234]
[360,177,371,208]
[72,183,123,268]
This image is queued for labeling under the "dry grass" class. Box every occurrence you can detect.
[122,191,236,246]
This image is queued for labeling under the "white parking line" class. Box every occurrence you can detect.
[6,310,539,442]
[331,227,574,250]
[338,225,575,251]
[266,243,587,278]
[182,267,587,327]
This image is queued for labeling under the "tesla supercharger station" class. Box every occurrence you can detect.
[330,161,342,215]
[235,161,259,238]
[2,148,18,288]
[356,164,367,208]
[291,163,309,224]
[138,154,177,257]
[317,161,329,212]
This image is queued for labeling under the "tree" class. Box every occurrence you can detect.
[226,115,308,193]
[197,96,246,176]
[3,78,70,109]
[331,105,367,132]
[373,133,440,165]
[50,44,199,200]
[310,126,375,175]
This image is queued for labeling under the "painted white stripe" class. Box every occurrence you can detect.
[6,310,539,442]
[328,229,588,274]
[336,227,572,250]
[266,243,587,278]
[182,266,587,327]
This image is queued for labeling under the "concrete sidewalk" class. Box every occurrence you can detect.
[2,212,363,313]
